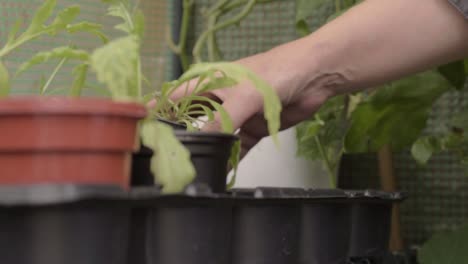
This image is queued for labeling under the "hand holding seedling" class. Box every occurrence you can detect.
[165,0,468,159]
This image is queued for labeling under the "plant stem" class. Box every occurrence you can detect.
[41,57,67,95]
[193,0,257,63]
[0,31,49,58]
[335,0,342,12]
[314,134,337,188]
[207,14,222,62]
[167,0,193,71]
[313,115,337,188]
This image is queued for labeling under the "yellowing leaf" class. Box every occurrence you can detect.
[141,121,196,193]
[91,35,140,100]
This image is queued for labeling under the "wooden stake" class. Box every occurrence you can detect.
[378,145,404,251]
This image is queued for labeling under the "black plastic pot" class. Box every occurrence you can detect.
[299,189,352,264]
[346,191,407,259]
[132,186,233,264]
[0,185,129,264]
[230,188,305,264]
[175,131,238,193]
[131,121,238,193]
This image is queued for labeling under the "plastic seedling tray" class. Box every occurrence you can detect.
[130,185,233,264]
[346,190,407,260]
[230,188,306,264]
[0,185,130,264]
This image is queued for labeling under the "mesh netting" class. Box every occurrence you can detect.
[0,0,172,95]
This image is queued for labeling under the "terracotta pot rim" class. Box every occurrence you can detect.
[0,96,147,118]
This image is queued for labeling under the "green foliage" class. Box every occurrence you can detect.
[295,0,327,36]
[418,224,468,264]
[70,64,89,97]
[180,62,282,140]
[345,71,451,153]
[438,61,467,90]
[141,122,196,193]
[296,96,346,187]
[411,106,468,168]
[0,61,9,97]
[91,35,140,101]
[16,46,90,76]
[227,141,241,189]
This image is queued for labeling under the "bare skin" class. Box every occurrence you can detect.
[168,0,468,158]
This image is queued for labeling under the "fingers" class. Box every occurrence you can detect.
[202,92,262,133]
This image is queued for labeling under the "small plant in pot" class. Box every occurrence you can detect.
[0,0,147,189]
[135,62,282,193]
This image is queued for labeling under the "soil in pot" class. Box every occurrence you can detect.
[0,97,146,189]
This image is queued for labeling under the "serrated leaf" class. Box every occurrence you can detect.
[49,6,81,35]
[70,64,89,97]
[141,121,195,194]
[181,62,282,141]
[190,95,234,133]
[7,18,23,46]
[25,0,57,34]
[0,60,10,97]
[67,22,109,43]
[438,60,466,90]
[16,46,90,76]
[107,4,133,34]
[91,35,140,101]
[418,224,468,264]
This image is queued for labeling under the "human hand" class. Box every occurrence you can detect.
[165,43,334,158]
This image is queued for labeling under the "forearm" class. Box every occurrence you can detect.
[271,0,468,97]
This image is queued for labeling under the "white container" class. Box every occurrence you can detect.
[232,127,332,189]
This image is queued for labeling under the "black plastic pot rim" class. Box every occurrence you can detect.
[174,130,239,142]
[0,184,407,207]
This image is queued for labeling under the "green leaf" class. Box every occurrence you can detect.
[295,0,327,36]
[25,0,57,34]
[49,6,81,35]
[345,71,451,153]
[411,136,441,165]
[133,9,145,39]
[67,22,109,43]
[6,18,23,46]
[16,46,90,76]
[182,62,282,140]
[227,140,241,189]
[190,95,234,133]
[107,4,134,34]
[91,35,140,101]
[418,224,468,264]
[438,60,466,90]
[0,60,10,97]
[70,64,89,97]
[141,121,196,194]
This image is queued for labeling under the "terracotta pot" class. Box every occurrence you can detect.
[0,97,146,188]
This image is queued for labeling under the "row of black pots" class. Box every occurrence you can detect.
[0,184,405,264]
